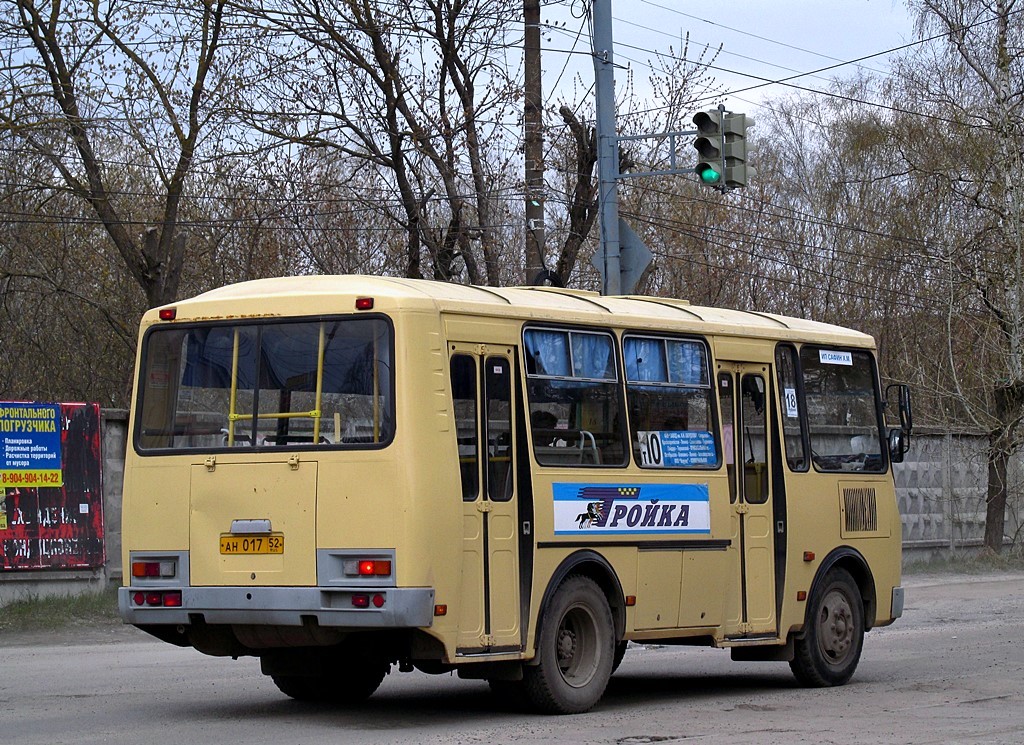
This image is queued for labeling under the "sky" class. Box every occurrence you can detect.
[540,0,920,119]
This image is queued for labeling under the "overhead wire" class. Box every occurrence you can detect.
[605,6,1024,125]
[3,0,1016,298]
[620,208,952,313]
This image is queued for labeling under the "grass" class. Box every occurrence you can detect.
[903,547,1024,575]
[0,585,121,634]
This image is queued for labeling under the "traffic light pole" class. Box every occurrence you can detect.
[591,2,750,295]
[593,0,622,296]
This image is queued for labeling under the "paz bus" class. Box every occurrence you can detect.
[118,275,912,714]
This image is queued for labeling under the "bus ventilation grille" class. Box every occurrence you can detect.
[843,487,878,532]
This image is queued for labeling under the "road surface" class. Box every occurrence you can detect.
[1,571,1022,744]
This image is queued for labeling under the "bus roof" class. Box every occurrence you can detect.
[150,274,875,348]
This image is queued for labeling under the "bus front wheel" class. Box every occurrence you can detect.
[523,575,615,714]
[789,568,865,687]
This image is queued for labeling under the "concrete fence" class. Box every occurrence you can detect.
[1,413,1019,605]
[897,430,1022,558]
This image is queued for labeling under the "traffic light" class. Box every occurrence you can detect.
[692,110,725,188]
[722,112,753,188]
[692,109,754,190]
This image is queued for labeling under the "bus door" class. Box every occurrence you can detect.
[449,345,521,654]
[718,362,777,637]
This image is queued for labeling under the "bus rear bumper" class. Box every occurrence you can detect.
[118,585,436,628]
[891,586,905,620]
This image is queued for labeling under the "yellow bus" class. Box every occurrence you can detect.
[119,275,911,714]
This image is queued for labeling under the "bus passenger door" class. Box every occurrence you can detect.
[450,346,521,654]
[718,363,777,637]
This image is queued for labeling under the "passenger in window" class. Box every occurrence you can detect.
[531,409,559,445]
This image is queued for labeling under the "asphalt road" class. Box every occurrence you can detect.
[2,572,1023,745]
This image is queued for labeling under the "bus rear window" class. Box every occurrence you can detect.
[135,318,393,451]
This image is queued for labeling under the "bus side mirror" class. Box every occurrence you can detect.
[888,428,909,464]
[885,383,912,464]
[886,383,913,435]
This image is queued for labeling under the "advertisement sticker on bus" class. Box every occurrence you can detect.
[636,430,716,467]
[819,350,853,366]
[553,483,710,535]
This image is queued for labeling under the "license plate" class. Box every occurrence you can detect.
[219,533,284,555]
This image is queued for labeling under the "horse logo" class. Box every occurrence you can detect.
[575,501,604,529]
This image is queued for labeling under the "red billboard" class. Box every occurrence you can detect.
[1,402,105,570]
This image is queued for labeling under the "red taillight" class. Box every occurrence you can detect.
[158,307,176,321]
[131,560,174,578]
[372,594,385,608]
[133,590,181,607]
[352,594,370,608]
[162,592,182,608]
[132,561,159,578]
[355,297,374,310]
[350,559,392,576]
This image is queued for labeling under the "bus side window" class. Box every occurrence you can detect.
[775,344,808,471]
[485,356,514,501]
[624,336,718,469]
[450,354,479,501]
[524,328,627,467]
[718,372,737,503]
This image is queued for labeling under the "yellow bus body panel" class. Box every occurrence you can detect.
[120,275,902,666]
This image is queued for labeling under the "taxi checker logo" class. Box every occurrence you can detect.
[553,483,711,535]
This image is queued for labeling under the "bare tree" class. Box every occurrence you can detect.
[0,0,248,308]
[890,0,1024,552]
[236,0,521,284]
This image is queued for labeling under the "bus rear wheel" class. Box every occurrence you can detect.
[523,575,614,714]
[271,660,389,703]
[789,568,864,687]
[268,648,391,703]
[611,640,628,674]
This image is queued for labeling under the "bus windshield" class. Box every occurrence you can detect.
[800,346,884,472]
[135,317,393,451]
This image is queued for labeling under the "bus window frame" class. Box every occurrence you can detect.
[798,344,889,475]
[132,313,397,456]
[775,342,810,473]
[621,332,721,471]
[522,324,629,469]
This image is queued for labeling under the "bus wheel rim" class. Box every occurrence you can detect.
[556,603,599,688]
[817,588,855,665]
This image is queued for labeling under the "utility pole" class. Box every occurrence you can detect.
[524,0,546,284]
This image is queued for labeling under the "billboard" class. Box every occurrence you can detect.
[1,402,105,570]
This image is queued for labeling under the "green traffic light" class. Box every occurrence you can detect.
[698,166,721,184]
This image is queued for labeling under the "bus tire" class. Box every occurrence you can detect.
[611,640,628,674]
[789,568,864,687]
[523,575,615,714]
[271,674,319,701]
[271,659,390,703]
